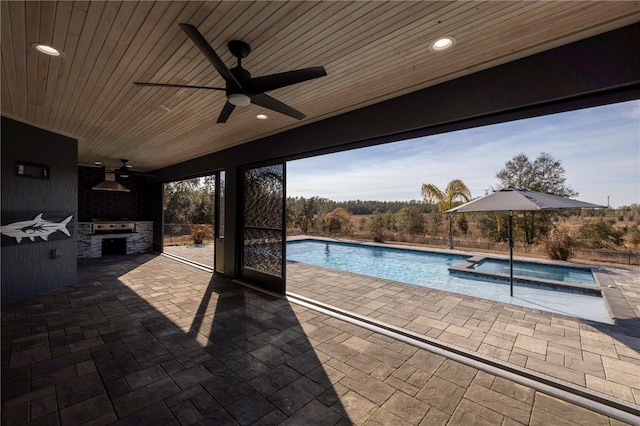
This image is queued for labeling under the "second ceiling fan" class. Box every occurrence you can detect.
[134,23,327,123]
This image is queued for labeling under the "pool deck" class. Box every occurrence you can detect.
[2,244,638,424]
[287,262,640,403]
[169,240,640,405]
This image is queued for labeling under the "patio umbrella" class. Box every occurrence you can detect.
[445,187,604,296]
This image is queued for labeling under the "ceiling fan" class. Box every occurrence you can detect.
[134,23,327,123]
[115,159,154,178]
[116,159,133,178]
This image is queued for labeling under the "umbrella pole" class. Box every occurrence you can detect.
[509,211,514,297]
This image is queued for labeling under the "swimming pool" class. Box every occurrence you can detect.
[286,239,612,324]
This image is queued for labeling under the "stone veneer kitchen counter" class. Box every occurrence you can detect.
[77,221,153,258]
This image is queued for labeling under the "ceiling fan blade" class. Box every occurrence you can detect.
[217,101,236,123]
[178,23,241,88]
[134,82,225,91]
[251,93,306,120]
[251,67,327,93]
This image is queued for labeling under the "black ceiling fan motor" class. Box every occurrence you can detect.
[228,40,251,61]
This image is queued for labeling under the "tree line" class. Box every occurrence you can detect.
[163,176,215,224]
[160,153,640,258]
[288,195,640,251]
[287,153,640,259]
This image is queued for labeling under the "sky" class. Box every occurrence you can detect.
[287,99,640,208]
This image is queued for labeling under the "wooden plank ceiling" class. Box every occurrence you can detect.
[2,1,639,172]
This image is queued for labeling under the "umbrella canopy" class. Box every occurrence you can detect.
[445,187,604,296]
[445,187,604,213]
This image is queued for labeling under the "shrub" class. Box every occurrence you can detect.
[368,213,386,242]
[544,228,574,260]
[396,206,424,236]
[383,212,398,232]
[323,208,353,235]
[577,220,623,249]
[627,225,640,248]
[477,213,509,243]
[457,215,469,234]
[190,224,213,244]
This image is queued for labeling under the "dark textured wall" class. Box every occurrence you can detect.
[1,117,78,304]
[77,166,152,222]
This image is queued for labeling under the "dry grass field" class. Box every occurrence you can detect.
[159,214,639,266]
[291,213,640,266]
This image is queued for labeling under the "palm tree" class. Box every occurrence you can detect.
[421,179,471,249]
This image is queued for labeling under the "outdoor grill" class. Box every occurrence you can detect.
[91,219,136,234]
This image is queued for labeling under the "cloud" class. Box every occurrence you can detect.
[288,100,640,207]
[622,101,640,119]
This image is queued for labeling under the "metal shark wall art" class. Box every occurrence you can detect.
[0,213,73,244]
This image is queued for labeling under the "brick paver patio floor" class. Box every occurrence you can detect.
[164,244,214,268]
[287,262,640,405]
[2,252,638,424]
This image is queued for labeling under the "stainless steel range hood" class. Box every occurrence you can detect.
[92,171,130,192]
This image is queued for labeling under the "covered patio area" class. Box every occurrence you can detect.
[2,4,639,424]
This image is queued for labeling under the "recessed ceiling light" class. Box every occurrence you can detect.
[430,36,456,51]
[94,161,102,166]
[31,43,63,56]
[150,105,171,113]
[256,114,268,120]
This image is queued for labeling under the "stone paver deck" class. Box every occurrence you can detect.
[2,254,637,425]
[164,244,214,268]
[287,261,640,407]
[157,242,640,406]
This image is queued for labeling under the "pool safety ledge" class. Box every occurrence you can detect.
[448,257,602,296]
[285,291,640,425]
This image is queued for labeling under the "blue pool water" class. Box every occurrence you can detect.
[288,240,468,285]
[287,239,612,324]
[472,259,596,286]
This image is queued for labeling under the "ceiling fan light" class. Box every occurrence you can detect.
[228,93,251,106]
